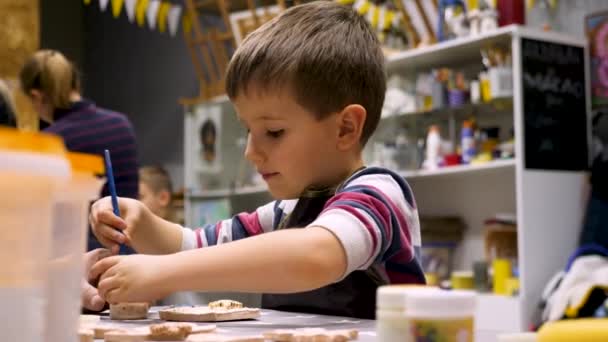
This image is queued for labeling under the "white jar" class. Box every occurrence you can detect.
[376,285,439,342]
[405,289,476,342]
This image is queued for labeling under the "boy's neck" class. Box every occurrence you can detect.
[308,157,365,192]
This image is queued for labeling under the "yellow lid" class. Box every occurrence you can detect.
[0,127,66,156]
[538,318,608,341]
[67,152,104,174]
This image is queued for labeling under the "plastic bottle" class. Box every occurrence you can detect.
[461,120,476,164]
[423,125,442,170]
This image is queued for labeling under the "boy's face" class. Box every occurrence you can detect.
[139,182,169,219]
[233,88,348,199]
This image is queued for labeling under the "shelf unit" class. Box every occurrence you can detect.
[381,25,590,339]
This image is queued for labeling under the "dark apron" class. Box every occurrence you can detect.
[262,189,389,319]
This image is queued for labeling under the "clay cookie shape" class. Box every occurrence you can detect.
[159,306,261,322]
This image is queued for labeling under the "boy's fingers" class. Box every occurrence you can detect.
[81,280,106,311]
[98,276,119,300]
[98,210,128,230]
[105,288,122,304]
[89,256,119,281]
[97,223,126,245]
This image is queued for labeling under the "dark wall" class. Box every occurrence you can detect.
[40,0,86,68]
[82,3,198,176]
[41,1,199,186]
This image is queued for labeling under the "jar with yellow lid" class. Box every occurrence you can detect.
[0,127,70,342]
[46,151,105,342]
[376,285,440,342]
[406,289,476,342]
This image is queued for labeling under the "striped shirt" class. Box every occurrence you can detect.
[45,99,139,253]
[182,167,425,284]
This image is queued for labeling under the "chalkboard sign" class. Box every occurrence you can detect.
[522,38,588,171]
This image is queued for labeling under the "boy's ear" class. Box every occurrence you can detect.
[158,190,171,207]
[336,104,366,151]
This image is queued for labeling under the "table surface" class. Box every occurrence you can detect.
[92,307,377,341]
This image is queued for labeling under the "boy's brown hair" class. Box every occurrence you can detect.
[139,166,173,197]
[225,1,386,146]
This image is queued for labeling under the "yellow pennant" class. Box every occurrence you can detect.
[111,0,124,18]
[84,0,92,5]
[157,1,171,33]
[136,0,150,27]
[182,13,192,35]
[383,10,395,31]
[369,4,379,29]
[335,0,354,5]
[354,0,370,15]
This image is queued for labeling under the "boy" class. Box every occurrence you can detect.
[89,1,424,319]
[139,166,175,222]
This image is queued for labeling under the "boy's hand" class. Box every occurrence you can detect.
[81,248,112,311]
[89,254,172,303]
[89,197,147,254]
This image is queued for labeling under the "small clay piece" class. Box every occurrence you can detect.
[110,303,150,320]
[78,328,94,342]
[148,322,194,341]
[187,334,265,342]
[264,328,359,342]
[103,329,148,342]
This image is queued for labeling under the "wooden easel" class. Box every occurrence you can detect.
[180,0,236,105]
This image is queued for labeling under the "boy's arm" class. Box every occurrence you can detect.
[92,226,348,302]
[91,197,184,254]
[168,226,346,293]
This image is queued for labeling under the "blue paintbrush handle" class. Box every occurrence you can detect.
[104,149,121,217]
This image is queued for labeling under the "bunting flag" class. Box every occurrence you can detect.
[84,0,92,5]
[367,4,379,29]
[125,0,137,22]
[147,0,161,30]
[168,5,182,36]
[136,0,149,27]
[157,1,171,33]
[353,0,370,15]
[99,0,110,11]
[111,0,124,18]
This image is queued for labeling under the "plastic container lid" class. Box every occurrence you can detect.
[0,127,65,155]
[377,285,439,311]
[0,127,69,180]
[67,152,104,174]
[405,289,476,319]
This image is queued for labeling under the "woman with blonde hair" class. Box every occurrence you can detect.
[20,50,139,254]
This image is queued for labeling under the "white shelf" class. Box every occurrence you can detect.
[381,97,513,120]
[386,25,517,73]
[188,184,268,199]
[400,159,515,179]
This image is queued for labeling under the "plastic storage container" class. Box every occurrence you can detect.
[46,152,105,342]
[376,285,439,342]
[0,128,70,342]
[406,289,476,342]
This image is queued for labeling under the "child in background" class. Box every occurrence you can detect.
[139,166,175,222]
[89,1,424,319]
